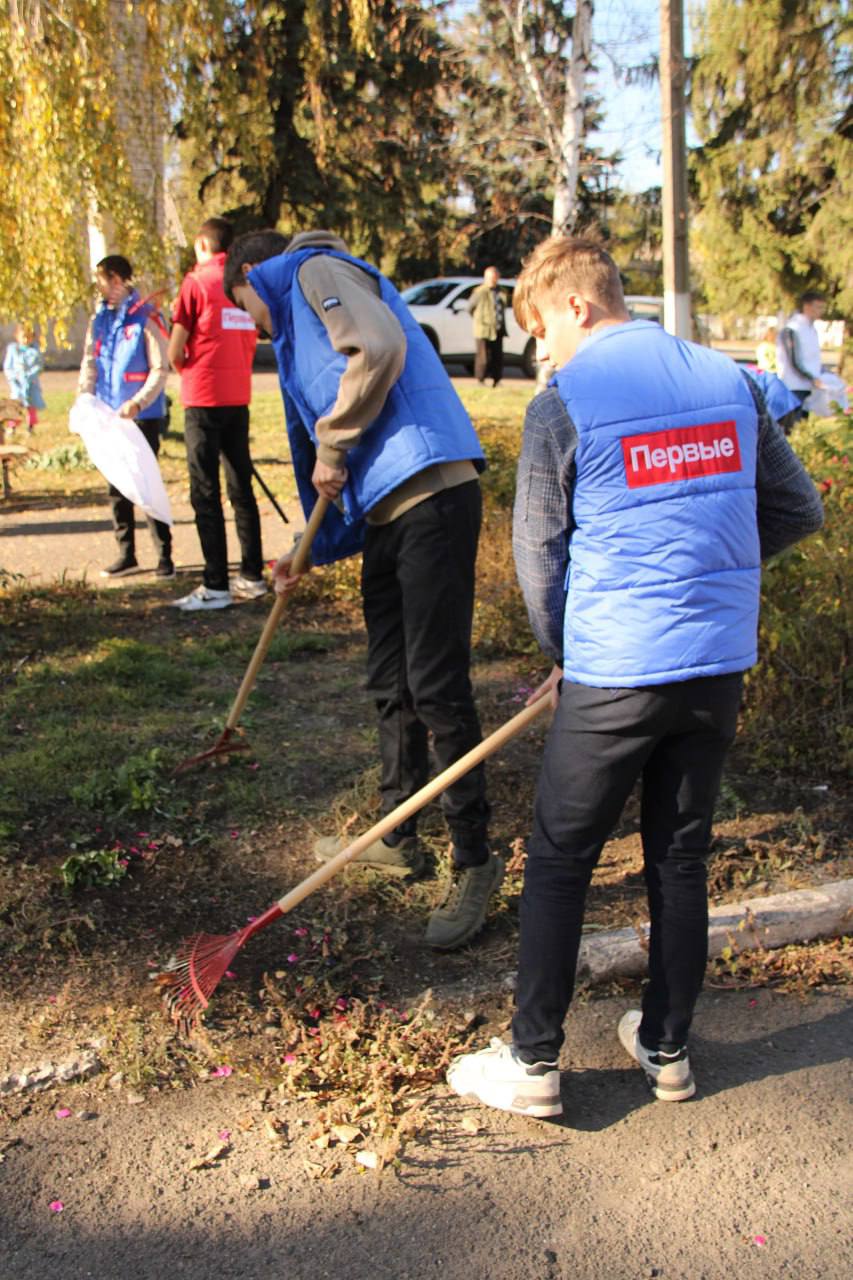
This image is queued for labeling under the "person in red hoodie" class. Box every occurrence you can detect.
[168,216,265,611]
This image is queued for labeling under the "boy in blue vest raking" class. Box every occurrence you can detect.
[447,236,824,1117]
[224,230,497,950]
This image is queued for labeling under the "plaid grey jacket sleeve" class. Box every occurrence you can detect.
[512,388,578,664]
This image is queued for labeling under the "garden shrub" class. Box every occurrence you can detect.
[740,411,851,775]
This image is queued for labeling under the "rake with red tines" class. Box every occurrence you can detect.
[172,497,330,776]
[159,691,552,1030]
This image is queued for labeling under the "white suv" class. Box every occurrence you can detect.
[401,277,537,377]
[401,277,664,378]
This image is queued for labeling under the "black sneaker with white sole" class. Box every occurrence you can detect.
[101,555,138,578]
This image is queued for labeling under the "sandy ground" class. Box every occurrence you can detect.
[3,990,851,1280]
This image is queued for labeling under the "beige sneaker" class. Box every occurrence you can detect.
[425,853,503,949]
[313,833,424,879]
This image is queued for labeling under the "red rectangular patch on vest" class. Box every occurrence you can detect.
[622,421,741,489]
[123,372,147,382]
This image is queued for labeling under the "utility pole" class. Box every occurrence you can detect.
[660,0,691,338]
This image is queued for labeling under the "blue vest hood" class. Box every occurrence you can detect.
[248,248,484,565]
[93,290,166,420]
[554,321,760,686]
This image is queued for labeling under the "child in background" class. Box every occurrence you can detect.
[755,324,778,374]
[3,324,46,433]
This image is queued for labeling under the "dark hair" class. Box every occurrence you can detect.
[798,289,826,309]
[198,216,234,253]
[223,230,290,303]
[97,254,133,281]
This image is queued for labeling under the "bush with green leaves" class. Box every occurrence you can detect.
[59,847,128,890]
[741,411,851,774]
[24,440,93,473]
[70,748,169,815]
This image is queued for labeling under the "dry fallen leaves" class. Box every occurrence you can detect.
[187,1139,230,1171]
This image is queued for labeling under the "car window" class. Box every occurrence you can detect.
[452,284,478,303]
[401,282,457,306]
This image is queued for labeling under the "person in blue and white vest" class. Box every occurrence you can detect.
[78,255,173,579]
[448,236,825,1119]
[224,229,498,951]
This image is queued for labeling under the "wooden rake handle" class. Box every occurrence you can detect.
[224,496,330,734]
[274,691,552,914]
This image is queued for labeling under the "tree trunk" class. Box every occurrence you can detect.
[552,0,593,235]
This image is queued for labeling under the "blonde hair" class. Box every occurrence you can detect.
[514,236,625,331]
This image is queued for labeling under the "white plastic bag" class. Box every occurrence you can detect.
[803,372,849,418]
[69,393,173,525]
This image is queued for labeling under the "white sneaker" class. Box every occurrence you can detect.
[617,1010,696,1101]
[447,1037,561,1118]
[230,574,268,599]
[171,585,233,612]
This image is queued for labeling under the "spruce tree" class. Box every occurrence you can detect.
[690,0,852,316]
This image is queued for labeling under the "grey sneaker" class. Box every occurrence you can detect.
[425,852,504,950]
[447,1037,561,1118]
[231,574,268,599]
[313,833,424,879]
[617,1010,696,1102]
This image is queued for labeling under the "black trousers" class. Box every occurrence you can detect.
[110,417,171,561]
[512,673,743,1062]
[361,481,490,867]
[474,338,504,386]
[184,405,263,591]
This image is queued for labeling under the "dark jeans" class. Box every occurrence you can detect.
[512,673,743,1062]
[361,481,490,867]
[474,337,504,386]
[110,417,171,562]
[184,405,263,590]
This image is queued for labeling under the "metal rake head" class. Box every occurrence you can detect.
[172,729,249,777]
[158,927,248,1032]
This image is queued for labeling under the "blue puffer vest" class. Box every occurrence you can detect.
[554,320,760,686]
[92,290,166,420]
[248,249,484,565]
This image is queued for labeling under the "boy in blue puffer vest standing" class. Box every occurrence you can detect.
[78,255,173,579]
[448,237,824,1118]
[224,229,497,950]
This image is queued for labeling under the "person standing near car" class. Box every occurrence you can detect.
[168,216,265,612]
[468,266,508,387]
[78,254,173,580]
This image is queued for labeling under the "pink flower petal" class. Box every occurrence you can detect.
[753,1236,767,1247]
[47,995,58,1004]
[229,830,239,839]
[218,1129,231,1142]
[293,927,308,937]
[248,762,260,770]
[49,1200,64,1213]
[55,1108,72,1119]
[211,1065,233,1078]
[246,916,257,923]
[283,1053,297,1065]
[224,970,237,980]
[287,953,299,964]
